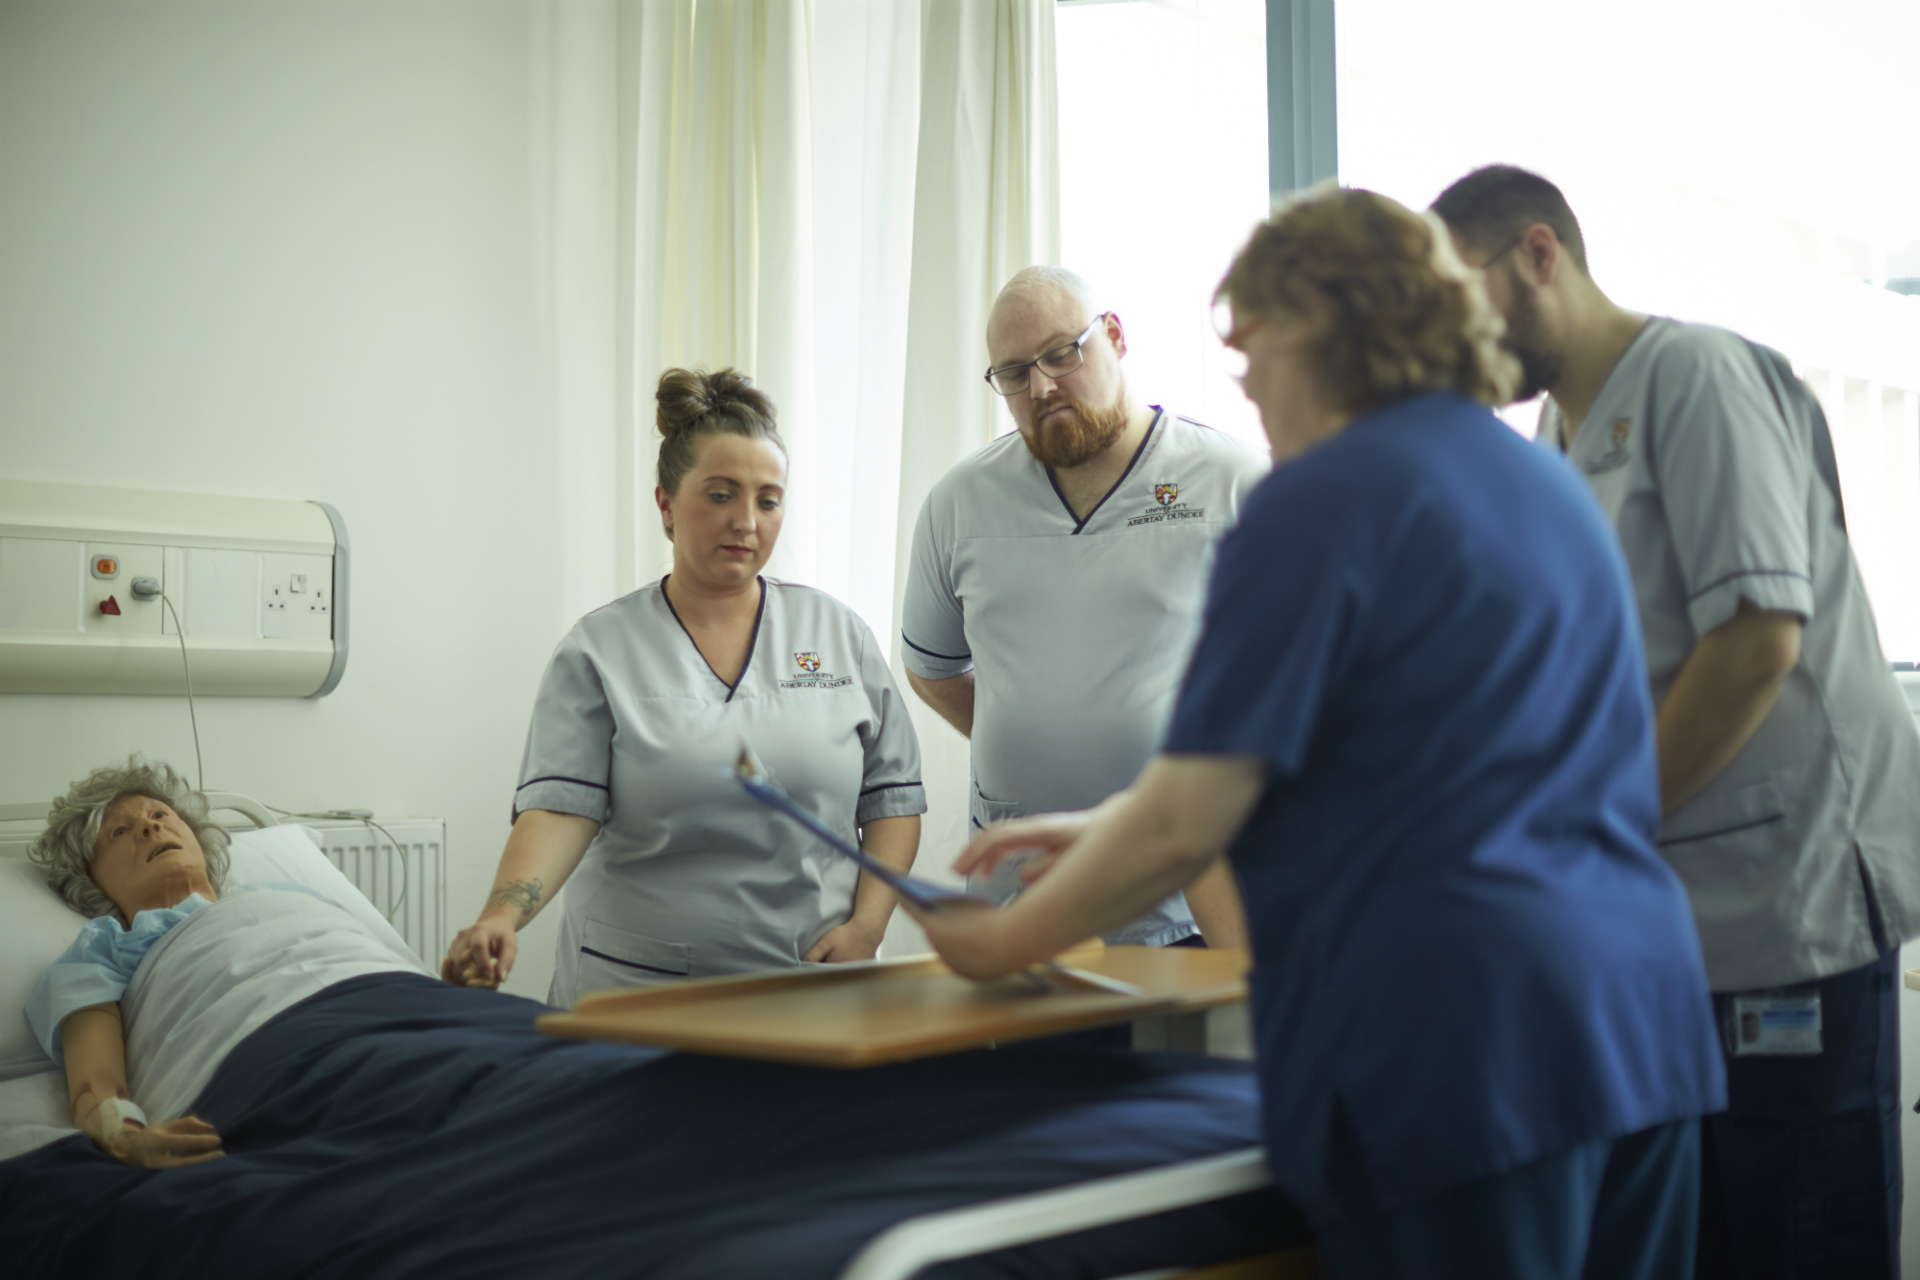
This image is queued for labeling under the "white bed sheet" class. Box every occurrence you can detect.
[123,885,427,1124]
[0,1068,74,1162]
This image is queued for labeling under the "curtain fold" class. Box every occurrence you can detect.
[618,0,1059,930]
[889,0,1060,911]
[628,0,818,596]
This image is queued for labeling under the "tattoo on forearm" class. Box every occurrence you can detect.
[487,878,544,921]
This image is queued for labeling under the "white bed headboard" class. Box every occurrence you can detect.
[0,791,277,862]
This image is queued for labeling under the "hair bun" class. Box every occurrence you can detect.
[652,366,785,502]
[656,367,771,440]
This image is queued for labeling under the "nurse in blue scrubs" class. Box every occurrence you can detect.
[445,368,926,1003]
[912,189,1725,1279]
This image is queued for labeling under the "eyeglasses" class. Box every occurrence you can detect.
[1477,234,1524,270]
[984,314,1110,396]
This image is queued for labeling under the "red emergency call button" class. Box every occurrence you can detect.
[98,596,122,616]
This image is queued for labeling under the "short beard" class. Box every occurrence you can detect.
[1020,383,1131,469]
[1502,271,1564,402]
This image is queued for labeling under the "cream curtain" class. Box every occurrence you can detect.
[891,0,1061,912]
[613,0,1060,931]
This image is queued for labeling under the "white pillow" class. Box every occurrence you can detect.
[0,822,423,1084]
[226,825,425,970]
[0,857,92,1082]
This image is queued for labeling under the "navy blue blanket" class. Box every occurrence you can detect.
[0,974,1302,1279]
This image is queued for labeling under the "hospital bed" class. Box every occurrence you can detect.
[0,792,1310,1280]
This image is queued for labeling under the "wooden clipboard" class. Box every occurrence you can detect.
[537,943,1250,1067]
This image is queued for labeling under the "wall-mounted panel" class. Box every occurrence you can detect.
[0,480,349,698]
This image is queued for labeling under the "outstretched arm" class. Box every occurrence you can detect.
[62,1003,223,1168]
[913,755,1266,979]
[444,809,599,988]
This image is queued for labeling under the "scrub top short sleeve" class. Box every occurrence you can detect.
[1646,338,1816,635]
[514,633,615,823]
[853,626,928,825]
[901,498,973,679]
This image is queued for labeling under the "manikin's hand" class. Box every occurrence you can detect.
[803,920,885,963]
[442,913,518,988]
[105,1115,225,1169]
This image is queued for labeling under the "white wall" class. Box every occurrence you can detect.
[0,0,617,1001]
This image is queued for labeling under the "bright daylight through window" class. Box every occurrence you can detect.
[1055,0,1271,451]
[1338,0,1920,661]
[1060,0,1920,660]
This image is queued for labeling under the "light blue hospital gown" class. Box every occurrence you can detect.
[25,883,327,1066]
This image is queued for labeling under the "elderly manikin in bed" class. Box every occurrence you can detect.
[24,759,424,1169]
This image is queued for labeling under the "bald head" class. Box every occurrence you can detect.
[986,266,1098,351]
[990,264,1098,333]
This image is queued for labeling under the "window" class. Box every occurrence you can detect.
[1055,0,1272,450]
[1338,0,1920,659]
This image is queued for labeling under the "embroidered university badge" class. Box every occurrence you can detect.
[796,652,821,674]
[1583,417,1634,477]
[1129,481,1205,528]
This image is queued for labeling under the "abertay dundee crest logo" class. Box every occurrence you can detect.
[782,650,851,690]
[1583,417,1633,476]
[1129,480,1206,529]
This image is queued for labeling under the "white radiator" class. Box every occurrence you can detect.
[299,817,447,966]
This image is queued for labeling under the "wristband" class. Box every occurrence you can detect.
[95,1096,148,1139]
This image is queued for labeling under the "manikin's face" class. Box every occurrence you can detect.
[91,794,209,923]
[657,432,787,591]
[985,291,1130,469]
[1226,305,1333,463]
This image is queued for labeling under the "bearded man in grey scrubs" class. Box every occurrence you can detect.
[902,267,1266,948]
[1436,164,1920,1280]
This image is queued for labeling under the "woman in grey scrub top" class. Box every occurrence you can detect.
[443,368,927,1004]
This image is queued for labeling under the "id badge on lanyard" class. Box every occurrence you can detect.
[1724,992,1822,1056]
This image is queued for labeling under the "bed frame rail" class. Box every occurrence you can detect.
[837,1146,1276,1280]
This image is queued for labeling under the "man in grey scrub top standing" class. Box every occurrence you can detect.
[1436,165,1920,1280]
[902,266,1266,949]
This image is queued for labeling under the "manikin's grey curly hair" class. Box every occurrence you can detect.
[29,757,231,919]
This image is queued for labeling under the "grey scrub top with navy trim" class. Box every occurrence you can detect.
[516,576,926,1006]
[902,409,1267,944]
[1543,318,1920,991]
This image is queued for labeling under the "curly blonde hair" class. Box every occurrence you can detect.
[1216,185,1519,414]
[29,756,230,918]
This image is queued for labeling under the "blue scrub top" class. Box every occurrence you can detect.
[1164,392,1725,1217]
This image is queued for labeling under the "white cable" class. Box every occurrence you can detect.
[266,806,410,918]
[157,594,204,792]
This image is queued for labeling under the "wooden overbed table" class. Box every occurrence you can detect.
[539,944,1316,1277]
[537,942,1249,1067]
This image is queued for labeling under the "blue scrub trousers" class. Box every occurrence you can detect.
[1695,948,1901,1280]
[1316,1115,1700,1280]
